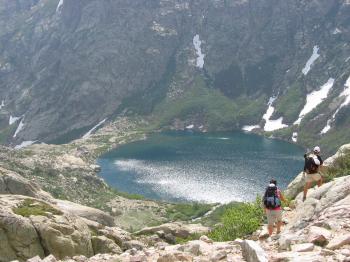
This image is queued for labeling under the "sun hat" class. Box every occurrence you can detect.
[313,146,321,153]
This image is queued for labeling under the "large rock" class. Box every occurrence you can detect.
[284,171,305,199]
[271,251,325,262]
[1,195,96,260]
[30,213,94,259]
[55,199,115,227]
[91,236,122,255]
[326,234,350,250]
[98,226,132,247]
[307,226,332,246]
[323,144,350,166]
[239,240,268,262]
[0,202,45,262]
[0,168,52,201]
[291,243,314,252]
[285,144,350,200]
[135,222,209,238]
[288,175,350,230]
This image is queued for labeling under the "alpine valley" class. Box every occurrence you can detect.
[1,1,350,262]
[0,0,349,154]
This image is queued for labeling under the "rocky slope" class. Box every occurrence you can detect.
[0,0,349,155]
[1,143,349,262]
[0,117,215,233]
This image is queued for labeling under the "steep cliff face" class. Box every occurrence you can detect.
[0,0,349,152]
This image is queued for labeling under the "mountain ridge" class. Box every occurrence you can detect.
[0,0,349,154]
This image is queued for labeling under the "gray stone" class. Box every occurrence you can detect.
[27,256,43,262]
[42,255,58,262]
[55,200,115,227]
[30,213,94,259]
[307,226,332,246]
[326,234,350,250]
[183,242,200,256]
[199,235,213,244]
[123,240,145,251]
[240,240,268,262]
[91,236,122,255]
[291,243,314,252]
[210,250,227,261]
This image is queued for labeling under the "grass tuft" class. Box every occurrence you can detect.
[13,199,63,217]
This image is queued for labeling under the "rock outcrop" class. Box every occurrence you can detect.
[0,195,130,262]
[22,237,244,262]
[284,144,350,199]
[54,199,115,227]
[0,167,52,201]
[135,222,210,239]
[0,195,94,261]
[260,174,350,261]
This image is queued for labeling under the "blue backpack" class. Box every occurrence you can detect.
[263,185,281,209]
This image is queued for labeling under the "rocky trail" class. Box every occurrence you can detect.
[1,144,350,262]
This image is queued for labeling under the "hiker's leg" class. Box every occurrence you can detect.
[317,176,323,187]
[276,210,283,234]
[268,224,273,236]
[303,181,312,201]
[267,211,274,236]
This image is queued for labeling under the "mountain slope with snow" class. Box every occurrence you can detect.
[0,0,349,154]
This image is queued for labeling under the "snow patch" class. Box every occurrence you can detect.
[332,28,342,35]
[346,57,350,63]
[262,97,288,132]
[193,34,205,68]
[321,120,332,134]
[83,119,107,139]
[242,125,260,132]
[0,100,4,110]
[186,124,194,129]
[56,0,64,13]
[13,119,24,138]
[9,116,21,125]
[294,78,334,125]
[302,46,320,75]
[321,75,350,134]
[15,141,37,150]
[292,132,298,143]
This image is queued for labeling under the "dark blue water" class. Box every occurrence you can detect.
[97,131,304,203]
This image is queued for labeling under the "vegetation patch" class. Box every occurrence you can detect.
[165,202,213,221]
[274,81,304,123]
[208,198,263,241]
[13,199,63,217]
[0,124,17,144]
[175,233,202,244]
[152,76,266,130]
[324,148,350,181]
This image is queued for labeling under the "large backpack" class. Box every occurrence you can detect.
[263,185,281,209]
[304,153,319,174]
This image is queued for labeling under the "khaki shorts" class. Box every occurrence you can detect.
[304,172,322,183]
[266,210,282,226]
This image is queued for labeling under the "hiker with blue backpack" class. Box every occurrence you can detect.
[263,179,286,236]
[302,146,324,201]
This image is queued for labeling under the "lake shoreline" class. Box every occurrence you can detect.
[97,130,304,204]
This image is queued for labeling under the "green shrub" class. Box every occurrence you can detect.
[176,233,202,244]
[323,149,350,181]
[209,198,263,241]
[166,202,213,221]
[13,199,63,217]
